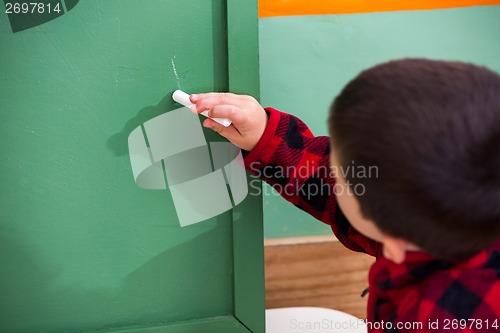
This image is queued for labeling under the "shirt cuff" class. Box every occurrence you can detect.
[243,107,282,167]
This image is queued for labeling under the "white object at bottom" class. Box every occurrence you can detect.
[266,307,367,333]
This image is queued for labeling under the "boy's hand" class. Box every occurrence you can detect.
[190,93,268,151]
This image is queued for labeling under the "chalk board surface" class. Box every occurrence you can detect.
[0,1,263,332]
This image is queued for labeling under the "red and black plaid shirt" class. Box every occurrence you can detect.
[244,108,500,332]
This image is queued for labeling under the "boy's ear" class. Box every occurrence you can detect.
[381,235,409,264]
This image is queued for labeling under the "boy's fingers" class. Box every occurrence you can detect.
[208,105,246,126]
[203,118,241,143]
[191,92,248,103]
[192,93,248,113]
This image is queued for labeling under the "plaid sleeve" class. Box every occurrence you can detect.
[244,107,380,256]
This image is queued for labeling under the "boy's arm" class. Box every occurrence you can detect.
[244,108,380,256]
[190,93,379,256]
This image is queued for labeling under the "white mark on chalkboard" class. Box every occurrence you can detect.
[95,0,102,23]
[171,56,181,89]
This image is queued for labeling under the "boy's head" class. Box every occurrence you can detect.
[328,59,500,262]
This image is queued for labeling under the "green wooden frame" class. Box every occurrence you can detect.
[227,0,265,331]
[108,1,264,332]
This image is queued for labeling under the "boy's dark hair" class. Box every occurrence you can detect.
[329,59,500,261]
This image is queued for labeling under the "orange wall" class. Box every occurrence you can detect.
[259,0,500,18]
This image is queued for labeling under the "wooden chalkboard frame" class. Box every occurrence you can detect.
[227,0,265,331]
[112,0,265,332]
[227,0,266,329]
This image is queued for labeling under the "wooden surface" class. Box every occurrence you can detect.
[264,236,375,319]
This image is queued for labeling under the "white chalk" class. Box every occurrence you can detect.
[172,90,232,127]
[172,89,191,107]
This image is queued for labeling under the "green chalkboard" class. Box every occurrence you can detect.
[0,0,263,332]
